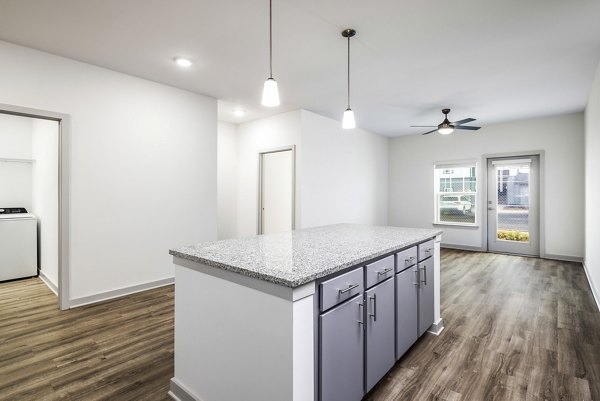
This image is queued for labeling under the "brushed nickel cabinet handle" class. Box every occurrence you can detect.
[357,302,364,326]
[368,294,377,322]
[377,267,393,276]
[405,256,416,265]
[339,283,359,294]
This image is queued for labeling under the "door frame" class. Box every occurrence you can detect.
[0,103,71,310]
[257,145,296,235]
[481,150,546,258]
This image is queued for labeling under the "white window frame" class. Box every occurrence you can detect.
[433,160,478,227]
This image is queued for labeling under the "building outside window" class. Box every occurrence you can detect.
[434,162,477,225]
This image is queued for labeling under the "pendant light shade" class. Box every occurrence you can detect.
[262,78,280,107]
[341,29,356,129]
[343,107,356,129]
[438,127,454,135]
[262,0,280,107]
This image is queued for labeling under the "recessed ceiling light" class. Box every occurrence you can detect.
[174,57,193,68]
[232,109,247,117]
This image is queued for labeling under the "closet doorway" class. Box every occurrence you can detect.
[0,104,70,310]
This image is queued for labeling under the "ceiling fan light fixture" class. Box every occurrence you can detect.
[342,107,356,129]
[438,126,454,135]
[262,78,280,107]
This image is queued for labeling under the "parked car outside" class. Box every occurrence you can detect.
[439,195,473,214]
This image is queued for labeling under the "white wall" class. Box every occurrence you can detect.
[32,119,59,288]
[585,61,600,308]
[0,40,217,302]
[389,112,585,259]
[235,110,302,237]
[300,110,388,228]
[218,109,389,238]
[217,121,238,240]
[0,113,33,210]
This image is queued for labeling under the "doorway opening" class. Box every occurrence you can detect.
[0,104,70,310]
[257,146,295,235]
[486,155,540,256]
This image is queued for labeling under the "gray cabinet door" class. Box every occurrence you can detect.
[396,267,418,360]
[418,258,434,336]
[320,295,364,401]
[365,277,395,392]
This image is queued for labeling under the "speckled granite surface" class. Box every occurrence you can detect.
[170,224,442,288]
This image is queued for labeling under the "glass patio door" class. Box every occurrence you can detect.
[487,156,539,256]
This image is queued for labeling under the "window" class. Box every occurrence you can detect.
[434,162,477,225]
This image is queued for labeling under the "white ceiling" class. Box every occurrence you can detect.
[0,0,599,136]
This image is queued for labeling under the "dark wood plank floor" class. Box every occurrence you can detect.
[368,250,600,401]
[0,279,174,401]
[1,250,599,400]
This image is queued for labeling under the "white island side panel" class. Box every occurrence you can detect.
[172,264,314,401]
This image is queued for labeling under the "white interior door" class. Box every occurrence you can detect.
[487,155,540,256]
[259,148,294,235]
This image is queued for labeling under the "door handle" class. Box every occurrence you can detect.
[420,266,426,285]
[414,268,420,287]
[368,294,377,322]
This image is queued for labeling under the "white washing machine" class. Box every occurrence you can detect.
[0,207,38,282]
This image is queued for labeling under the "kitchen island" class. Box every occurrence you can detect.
[168,224,442,401]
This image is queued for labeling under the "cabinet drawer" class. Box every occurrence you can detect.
[365,255,395,289]
[395,247,417,273]
[320,267,364,312]
[418,239,434,261]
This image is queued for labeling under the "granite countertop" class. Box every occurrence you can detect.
[170,224,442,288]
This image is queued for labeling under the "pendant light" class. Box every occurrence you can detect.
[342,28,356,129]
[262,0,280,107]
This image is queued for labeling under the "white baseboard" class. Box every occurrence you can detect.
[69,277,174,308]
[38,270,58,295]
[441,243,485,252]
[583,261,600,313]
[169,378,201,401]
[427,318,444,336]
[543,253,584,263]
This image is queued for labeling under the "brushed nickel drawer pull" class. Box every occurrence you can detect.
[377,267,393,276]
[405,256,416,264]
[339,283,359,294]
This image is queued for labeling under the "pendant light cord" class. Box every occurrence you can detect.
[269,0,273,79]
[347,34,351,108]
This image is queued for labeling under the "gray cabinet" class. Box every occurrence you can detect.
[320,294,365,401]
[365,277,396,392]
[395,266,418,360]
[417,258,434,336]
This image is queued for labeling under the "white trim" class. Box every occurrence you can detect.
[433,159,478,169]
[543,254,584,263]
[39,270,58,295]
[169,378,202,401]
[427,318,444,336]
[441,243,485,252]
[0,157,35,163]
[433,222,479,228]
[491,158,532,165]
[69,277,174,308]
[583,261,600,313]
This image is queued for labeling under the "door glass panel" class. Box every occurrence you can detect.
[495,163,530,242]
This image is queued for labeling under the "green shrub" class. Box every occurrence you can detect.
[497,230,529,242]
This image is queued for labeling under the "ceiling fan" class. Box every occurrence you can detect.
[411,108,481,135]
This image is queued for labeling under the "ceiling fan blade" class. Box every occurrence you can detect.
[421,129,439,135]
[411,125,437,128]
[452,118,476,126]
[455,125,481,131]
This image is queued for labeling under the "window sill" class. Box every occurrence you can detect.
[433,222,480,229]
